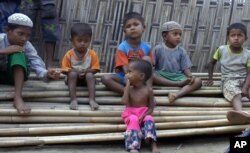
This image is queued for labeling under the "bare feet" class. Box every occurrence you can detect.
[130,149,139,153]
[89,100,99,111]
[13,98,31,115]
[227,110,250,124]
[70,99,78,110]
[168,93,177,103]
[151,141,160,153]
[178,78,191,87]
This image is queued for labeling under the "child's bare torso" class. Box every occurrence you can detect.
[128,85,150,107]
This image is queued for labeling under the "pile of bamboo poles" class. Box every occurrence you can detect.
[0,73,249,147]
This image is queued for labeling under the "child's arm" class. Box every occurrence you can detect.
[0,45,24,54]
[121,79,130,106]
[242,67,250,97]
[184,68,194,84]
[205,59,217,86]
[139,88,154,124]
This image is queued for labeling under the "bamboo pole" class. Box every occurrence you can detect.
[27,72,222,79]
[0,89,224,100]
[1,102,250,112]
[6,96,232,106]
[0,115,225,123]
[0,119,232,136]
[0,124,248,147]
[0,108,230,116]
[0,84,221,92]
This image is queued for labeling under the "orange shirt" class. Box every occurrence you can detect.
[61,48,100,71]
[115,40,153,69]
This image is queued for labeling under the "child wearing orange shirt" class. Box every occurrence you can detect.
[61,23,100,111]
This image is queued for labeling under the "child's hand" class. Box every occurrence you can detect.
[125,73,130,87]
[125,78,130,88]
[204,80,213,86]
[78,72,85,79]
[188,76,195,85]
[47,68,61,80]
[5,45,24,54]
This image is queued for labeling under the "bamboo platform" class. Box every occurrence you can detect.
[0,73,250,147]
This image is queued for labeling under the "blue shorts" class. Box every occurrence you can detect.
[116,72,126,85]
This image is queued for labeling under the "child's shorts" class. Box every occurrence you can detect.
[155,70,187,81]
[222,78,245,101]
[0,52,28,84]
[115,72,126,85]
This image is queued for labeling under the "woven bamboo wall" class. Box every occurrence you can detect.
[35,0,250,72]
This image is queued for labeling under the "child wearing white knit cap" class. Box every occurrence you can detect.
[0,13,60,115]
[153,21,202,103]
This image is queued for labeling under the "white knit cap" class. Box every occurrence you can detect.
[161,21,182,32]
[8,13,33,28]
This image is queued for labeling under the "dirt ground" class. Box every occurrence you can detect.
[0,135,231,153]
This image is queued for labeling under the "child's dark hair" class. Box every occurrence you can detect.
[227,23,247,38]
[130,59,152,82]
[123,12,145,27]
[6,23,31,30]
[71,23,92,38]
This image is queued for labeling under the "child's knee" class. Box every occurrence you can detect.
[101,74,111,84]
[85,73,95,80]
[129,115,139,123]
[142,56,152,64]
[144,115,154,121]
[68,71,78,79]
[195,77,202,86]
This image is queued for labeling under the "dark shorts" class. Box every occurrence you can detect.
[115,72,126,85]
[0,52,28,85]
[19,0,60,42]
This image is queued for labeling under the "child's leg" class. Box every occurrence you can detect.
[142,116,160,153]
[101,74,124,94]
[12,66,31,114]
[232,94,242,111]
[67,71,78,110]
[85,73,99,111]
[123,114,142,152]
[153,73,190,87]
[168,77,202,103]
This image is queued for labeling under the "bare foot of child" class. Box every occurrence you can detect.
[151,141,160,153]
[13,98,31,115]
[70,99,78,110]
[130,149,139,153]
[227,110,250,124]
[89,100,99,111]
[178,78,191,87]
[168,93,177,103]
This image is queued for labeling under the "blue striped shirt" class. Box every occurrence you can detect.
[0,33,47,78]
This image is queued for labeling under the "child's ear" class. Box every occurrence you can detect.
[140,73,145,80]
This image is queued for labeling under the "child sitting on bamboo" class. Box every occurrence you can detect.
[101,12,154,95]
[205,23,250,124]
[153,21,202,103]
[0,13,60,115]
[61,23,100,111]
[121,59,160,153]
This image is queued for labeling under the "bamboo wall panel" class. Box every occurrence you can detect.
[33,0,250,72]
